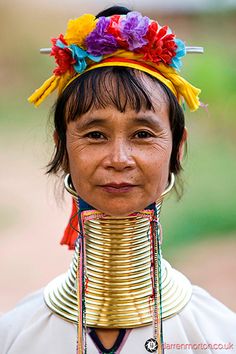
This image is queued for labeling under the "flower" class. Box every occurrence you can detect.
[139,22,177,65]
[119,11,149,51]
[106,15,127,48]
[69,45,103,73]
[86,16,118,56]
[51,35,76,76]
[64,14,97,47]
[51,34,103,76]
[107,15,121,37]
[51,14,185,79]
[170,39,186,70]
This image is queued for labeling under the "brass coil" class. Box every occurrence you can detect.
[44,214,192,327]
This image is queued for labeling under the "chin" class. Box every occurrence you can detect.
[93,199,150,217]
[105,210,136,217]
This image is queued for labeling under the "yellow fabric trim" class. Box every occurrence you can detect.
[67,61,178,98]
[89,50,201,111]
[62,50,201,111]
[28,49,201,111]
[28,75,60,107]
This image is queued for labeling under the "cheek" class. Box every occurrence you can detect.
[68,154,90,180]
[141,141,172,171]
[142,144,172,191]
[67,144,102,187]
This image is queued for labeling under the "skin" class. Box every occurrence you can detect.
[56,76,187,348]
[65,83,187,217]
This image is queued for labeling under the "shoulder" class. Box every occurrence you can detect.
[0,288,45,328]
[189,285,236,320]
[0,289,76,354]
[0,289,47,353]
[165,285,236,346]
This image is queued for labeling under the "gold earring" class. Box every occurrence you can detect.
[161,172,175,197]
[64,174,78,198]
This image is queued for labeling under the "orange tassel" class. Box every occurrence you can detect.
[60,198,79,250]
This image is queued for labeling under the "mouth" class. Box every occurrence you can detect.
[100,183,137,194]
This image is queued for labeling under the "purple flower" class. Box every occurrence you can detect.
[120,11,149,51]
[86,17,118,56]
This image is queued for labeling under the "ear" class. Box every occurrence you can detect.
[53,130,59,146]
[178,127,188,162]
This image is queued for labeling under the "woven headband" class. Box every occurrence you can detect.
[28,12,203,111]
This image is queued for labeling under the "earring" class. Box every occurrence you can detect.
[64,174,78,198]
[161,172,175,197]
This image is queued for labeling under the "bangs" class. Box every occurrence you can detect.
[63,67,158,122]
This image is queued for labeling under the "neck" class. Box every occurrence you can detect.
[44,202,192,328]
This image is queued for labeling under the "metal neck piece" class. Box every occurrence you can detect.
[44,174,192,327]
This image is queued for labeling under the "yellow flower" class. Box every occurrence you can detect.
[64,14,97,47]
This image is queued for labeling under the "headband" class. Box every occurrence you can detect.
[28,12,202,111]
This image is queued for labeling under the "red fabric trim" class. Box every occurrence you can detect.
[60,198,78,250]
[93,57,165,78]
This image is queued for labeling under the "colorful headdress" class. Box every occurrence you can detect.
[28,12,202,111]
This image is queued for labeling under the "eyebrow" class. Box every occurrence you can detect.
[76,115,163,130]
[133,116,163,129]
[76,117,108,130]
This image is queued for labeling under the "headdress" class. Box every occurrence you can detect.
[28,11,202,111]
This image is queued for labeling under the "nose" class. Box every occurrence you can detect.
[103,139,136,171]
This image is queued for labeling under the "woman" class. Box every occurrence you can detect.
[0,6,235,354]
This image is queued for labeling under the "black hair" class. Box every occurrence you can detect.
[96,6,131,18]
[47,6,185,189]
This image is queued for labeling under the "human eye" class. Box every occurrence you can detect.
[134,130,154,139]
[86,131,106,140]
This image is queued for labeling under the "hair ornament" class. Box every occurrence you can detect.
[28,12,203,111]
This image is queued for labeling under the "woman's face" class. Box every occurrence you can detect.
[66,80,176,216]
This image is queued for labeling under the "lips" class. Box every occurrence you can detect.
[104,183,135,188]
[100,183,137,193]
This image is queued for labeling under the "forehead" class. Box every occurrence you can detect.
[106,70,168,102]
[65,67,170,123]
[74,107,170,131]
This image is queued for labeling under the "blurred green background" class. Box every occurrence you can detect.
[0,1,236,311]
